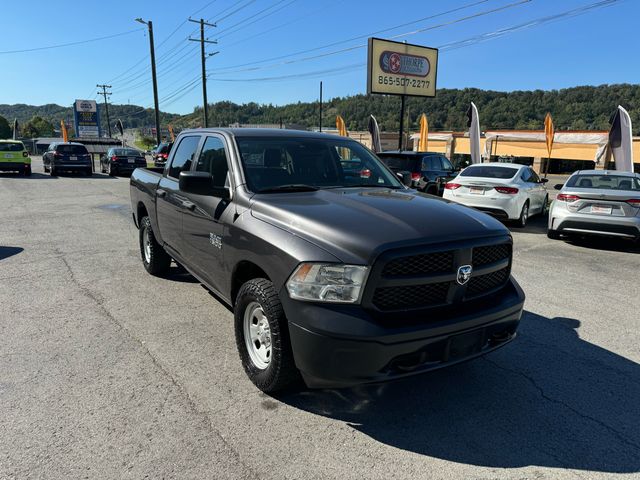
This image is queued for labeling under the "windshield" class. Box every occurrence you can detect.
[0,142,24,152]
[235,137,403,192]
[113,148,141,156]
[566,174,640,191]
[57,144,88,154]
[378,155,421,172]
[460,165,519,179]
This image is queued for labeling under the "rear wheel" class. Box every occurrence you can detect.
[139,216,171,276]
[425,185,438,196]
[515,201,529,228]
[541,195,549,216]
[547,229,561,240]
[234,278,300,393]
[107,162,115,176]
[50,165,57,176]
[23,165,31,176]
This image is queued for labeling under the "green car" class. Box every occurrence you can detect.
[0,140,31,176]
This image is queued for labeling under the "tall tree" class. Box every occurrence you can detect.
[0,115,11,139]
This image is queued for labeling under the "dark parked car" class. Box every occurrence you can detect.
[130,129,524,393]
[100,147,146,176]
[43,142,92,176]
[151,142,173,167]
[377,151,457,195]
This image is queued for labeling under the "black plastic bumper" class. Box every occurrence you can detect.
[280,277,525,388]
[0,162,29,171]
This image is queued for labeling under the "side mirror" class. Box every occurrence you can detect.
[554,183,564,191]
[179,171,230,199]
[396,170,413,187]
[540,178,549,184]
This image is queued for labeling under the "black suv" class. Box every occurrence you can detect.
[43,142,92,176]
[378,151,457,196]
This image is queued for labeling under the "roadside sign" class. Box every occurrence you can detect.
[73,99,102,138]
[367,37,438,98]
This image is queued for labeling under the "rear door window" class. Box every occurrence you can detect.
[441,156,454,171]
[168,136,201,179]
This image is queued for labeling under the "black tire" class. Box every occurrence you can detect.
[234,278,300,393]
[23,166,31,176]
[85,168,93,177]
[547,229,561,240]
[100,163,106,174]
[139,216,171,276]
[425,185,438,196]
[50,165,57,176]
[515,201,529,228]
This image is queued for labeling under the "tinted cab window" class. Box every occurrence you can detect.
[168,136,200,179]
[378,155,421,172]
[196,136,229,187]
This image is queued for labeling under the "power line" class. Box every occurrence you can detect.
[212,0,258,24]
[0,28,144,55]
[215,0,295,39]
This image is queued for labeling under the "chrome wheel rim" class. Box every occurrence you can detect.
[143,227,152,264]
[522,204,528,225]
[243,301,271,370]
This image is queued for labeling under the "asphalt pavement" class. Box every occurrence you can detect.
[1,157,639,480]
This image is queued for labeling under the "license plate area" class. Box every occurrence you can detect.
[469,187,484,195]
[3,154,13,159]
[70,156,77,161]
[447,329,484,361]
[591,205,612,215]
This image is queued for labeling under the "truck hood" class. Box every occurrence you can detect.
[250,188,508,264]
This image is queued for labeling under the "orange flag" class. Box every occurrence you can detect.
[544,113,554,158]
[418,113,429,152]
[60,120,68,143]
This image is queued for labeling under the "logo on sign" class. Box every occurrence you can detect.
[380,50,430,77]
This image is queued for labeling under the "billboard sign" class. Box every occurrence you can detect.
[367,38,438,97]
[73,99,101,138]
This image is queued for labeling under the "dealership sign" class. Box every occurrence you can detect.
[73,99,101,138]
[367,38,438,97]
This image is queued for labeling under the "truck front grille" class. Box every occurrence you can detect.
[366,238,512,312]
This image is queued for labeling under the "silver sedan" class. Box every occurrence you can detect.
[547,170,640,241]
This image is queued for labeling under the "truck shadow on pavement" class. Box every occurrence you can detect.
[0,246,24,260]
[279,311,640,474]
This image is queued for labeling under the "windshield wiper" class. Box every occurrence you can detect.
[257,184,320,193]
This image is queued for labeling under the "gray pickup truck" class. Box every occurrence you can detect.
[130,128,525,392]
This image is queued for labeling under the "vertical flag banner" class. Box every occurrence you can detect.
[418,114,429,152]
[336,116,348,137]
[60,120,68,143]
[168,125,175,142]
[467,102,481,164]
[368,115,382,153]
[12,119,19,140]
[544,112,555,177]
[609,106,634,172]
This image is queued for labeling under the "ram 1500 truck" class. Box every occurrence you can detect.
[130,128,525,392]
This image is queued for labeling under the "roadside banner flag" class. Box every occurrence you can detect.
[418,113,429,152]
[60,120,68,143]
[466,102,481,164]
[368,115,382,153]
[168,124,175,142]
[336,115,348,137]
[115,119,124,136]
[544,112,555,177]
[608,106,634,172]
[12,119,19,140]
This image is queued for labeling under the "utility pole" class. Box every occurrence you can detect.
[319,81,323,132]
[189,18,217,128]
[97,84,112,138]
[135,18,161,146]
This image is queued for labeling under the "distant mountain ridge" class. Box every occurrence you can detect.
[2,84,638,135]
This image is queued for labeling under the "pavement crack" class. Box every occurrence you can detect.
[483,357,640,453]
[58,254,262,480]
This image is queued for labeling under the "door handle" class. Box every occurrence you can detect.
[182,201,196,211]
[156,189,167,198]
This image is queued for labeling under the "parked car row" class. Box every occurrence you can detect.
[439,162,640,241]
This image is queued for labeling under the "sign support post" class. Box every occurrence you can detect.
[398,95,406,151]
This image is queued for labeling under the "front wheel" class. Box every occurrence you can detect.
[234,278,300,393]
[50,165,57,176]
[547,229,561,240]
[139,216,171,276]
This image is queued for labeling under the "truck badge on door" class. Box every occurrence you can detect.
[209,233,222,249]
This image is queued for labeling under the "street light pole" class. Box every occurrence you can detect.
[136,18,161,146]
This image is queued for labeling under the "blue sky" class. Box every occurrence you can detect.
[1,0,637,114]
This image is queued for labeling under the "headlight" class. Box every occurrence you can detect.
[286,263,369,304]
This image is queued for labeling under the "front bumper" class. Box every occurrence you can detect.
[281,277,525,388]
